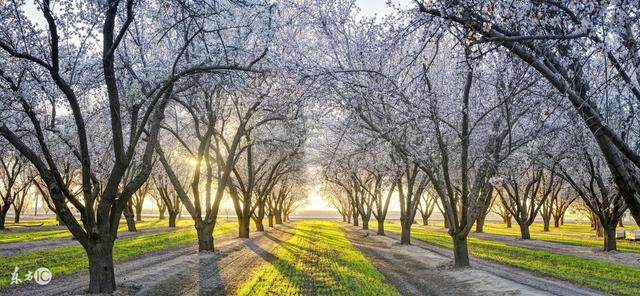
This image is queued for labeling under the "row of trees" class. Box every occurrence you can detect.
[0,0,309,293]
[313,0,639,269]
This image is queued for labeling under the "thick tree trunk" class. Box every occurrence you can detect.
[519,223,531,239]
[604,226,617,251]
[595,220,604,237]
[377,219,385,235]
[168,212,177,228]
[543,216,551,232]
[196,224,214,252]
[475,216,485,233]
[13,210,20,223]
[123,206,137,232]
[618,216,624,227]
[353,212,359,227]
[0,208,7,229]
[342,214,346,222]
[443,217,450,229]
[158,208,166,220]
[123,203,137,232]
[254,216,265,232]
[422,215,429,226]
[268,214,274,227]
[361,216,369,230]
[87,241,116,293]
[347,214,351,224]
[400,221,411,245]
[453,235,470,267]
[560,214,565,225]
[135,206,143,222]
[553,216,561,228]
[239,218,250,238]
[274,210,283,224]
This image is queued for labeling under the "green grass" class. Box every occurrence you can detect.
[238,221,399,296]
[0,221,236,288]
[0,219,195,244]
[421,221,640,253]
[385,223,640,296]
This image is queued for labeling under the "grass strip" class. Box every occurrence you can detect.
[0,222,236,288]
[238,221,399,296]
[385,223,640,296]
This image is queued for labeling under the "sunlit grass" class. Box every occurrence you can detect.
[419,221,640,253]
[238,221,399,296]
[0,218,195,244]
[385,223,640,296]
[0,221,236,288]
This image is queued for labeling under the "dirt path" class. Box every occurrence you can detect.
[0,227,188,257]
[342,226,606,296]
[1,224,294,296]
[420,225,640,269]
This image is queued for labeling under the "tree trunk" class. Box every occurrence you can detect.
[13,210,20,223]
[168,212,177,228]
[422,215,429,226]
[239,217,250,238]
[560,214,565,225]
[124,206,137,232]
[475,216,485,233]
[595,220,604,237]
[0,208,7,229]
[443,217,450,229]
[553,216,560,228]
[274,210,283,224]
[196,224,214,252]
[543,216,551,232]
[268,214,274,227]
[604,226,617,251]
[377,219,385,235]
[400,221,411,245]
[342,214,346,222]
[453,235,470,267]
[135,206,143,222]
[347,214,351,224]
[519,223,531,239]
[505,216,512,228]
[158,208,166,220]
[254,216,265,232]
[618,216,624,227]
[353,212,359,227]
[361,216,369,230]
[87,241,116,293]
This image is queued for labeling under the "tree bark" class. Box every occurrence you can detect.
[158,208,166,220]
[274,210,283,224]
[196,224,214,252]
[123,205,137,232]
[361,216,369,230]
[0,207,8,229]
[553,216,560,228]
[542,216,551,232]
[168,212,177,228]
[239,218,250,238]
[519,223,531,239]
[453,235,470,267]
[400,221,411,245]
[135,206,143,222]
[604,226,617,251]
[377,219,385,235]
[254,216,265,232]
[353,211,359,227]
[13,209,20,223]
[475,216,485,233]
[268,214,274,227]
[87,241,116,293]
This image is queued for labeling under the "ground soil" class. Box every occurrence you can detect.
[0,224,295,296]
[0,226,188,257]
[420,225,640,269]
[342,225,607,296]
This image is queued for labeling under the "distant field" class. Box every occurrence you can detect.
[0,221,236,288]
[238,221,399,295]
[385,223,640,296]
